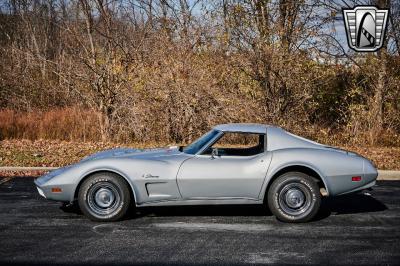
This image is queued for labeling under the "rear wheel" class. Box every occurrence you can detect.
[78,172,132,222]
[267,172,321,223]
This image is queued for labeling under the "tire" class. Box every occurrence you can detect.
[78,172,132,222]
[267,172,321,223]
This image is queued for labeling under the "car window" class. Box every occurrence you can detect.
[182,130,220,155]
[202,132,265,156]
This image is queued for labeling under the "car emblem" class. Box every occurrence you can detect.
[342,6,389,52]
[142,174,159,178]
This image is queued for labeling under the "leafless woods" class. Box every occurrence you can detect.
[0,0,399,146]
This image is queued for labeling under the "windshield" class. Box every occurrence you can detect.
[183,130,220,154]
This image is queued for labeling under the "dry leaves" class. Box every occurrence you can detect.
[1,140,398,173]
[0,139,166,168]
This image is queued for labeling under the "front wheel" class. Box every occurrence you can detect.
[267,172,321,223]
[78,172,132,222]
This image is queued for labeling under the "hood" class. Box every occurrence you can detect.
[80,146,181,162]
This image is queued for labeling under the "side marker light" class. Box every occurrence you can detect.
[352,176,362,182]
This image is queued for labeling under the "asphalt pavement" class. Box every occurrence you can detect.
[0,177,399,266]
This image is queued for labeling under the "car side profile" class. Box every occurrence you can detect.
[35,123,378,223]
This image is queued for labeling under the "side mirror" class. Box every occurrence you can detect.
[211,148,219,159]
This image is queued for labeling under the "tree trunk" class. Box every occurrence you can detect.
[370,0,390,144]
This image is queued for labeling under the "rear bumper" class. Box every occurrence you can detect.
[336,180,376,196]
[325,156,378,196]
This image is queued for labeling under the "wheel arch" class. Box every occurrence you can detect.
[263,164,329,202]
[73,169,137,204]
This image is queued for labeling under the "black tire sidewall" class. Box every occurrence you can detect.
[78,172,131,222]
[268,172,321,223]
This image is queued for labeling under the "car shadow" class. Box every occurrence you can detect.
[135,192,388,221]
[60,192,388,221]
[59,201,82,214]
[314,192,388,221]
[135,204,271,218]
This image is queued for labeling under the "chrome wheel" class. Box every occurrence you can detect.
[278,182,312,216]
[87,182,121,216]
[79,172,132,221]
[94,188,115,208]
[268,172,321,222]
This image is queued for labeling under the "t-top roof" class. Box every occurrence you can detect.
[213,123,272,134]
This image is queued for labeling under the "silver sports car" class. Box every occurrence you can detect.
[35,123,378,222]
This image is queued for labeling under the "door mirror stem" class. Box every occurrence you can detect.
[211,148,219,159]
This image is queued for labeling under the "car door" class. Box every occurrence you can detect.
[176,132,272,199]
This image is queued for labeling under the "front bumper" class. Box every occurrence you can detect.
[34,166,76,202]
[36,186,46,198]
[34,178,74,202]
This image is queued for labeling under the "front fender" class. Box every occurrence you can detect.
[35,159,140,203]
[73,166,138,204]
[36,156,183,204]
